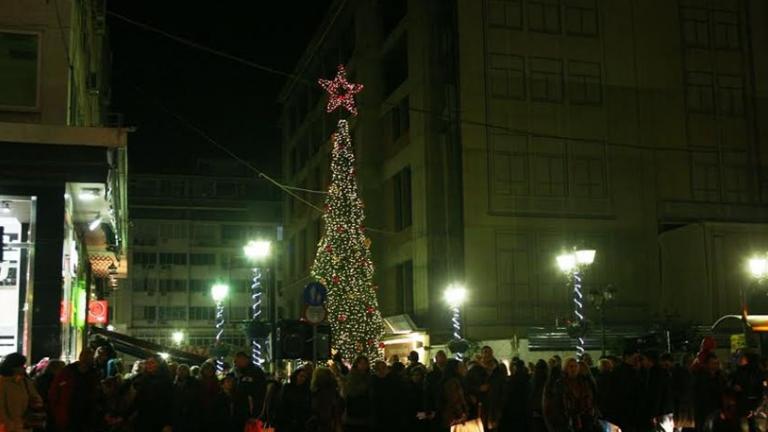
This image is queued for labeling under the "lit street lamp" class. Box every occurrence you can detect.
[211,282,229,372]
[171,330,185,346]
[557,249,596,359]
[588,285,616,357]
[444,283,467,360]
[244,240,271,368]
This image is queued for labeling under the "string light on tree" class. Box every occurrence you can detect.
[318,64,364,116]
[311,67,383,360]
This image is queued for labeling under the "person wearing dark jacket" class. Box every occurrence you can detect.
[372,360,406,431]
[172,364,201,432]
[693,353,725,432]
[276,367,311,432]
[212,375,238,432]
[231,352,267,431]
[641,351,674,431]
[426,350,448,432]
[438,359,468,432]
[307,367,344,432]
[198,361,222,432]
[343,356,374,432]
[406,365,429,432]
[528,360,549,432]
[466,346,505,430]
[48,348,101,432]
[501,359,530,432]
[606,350,644,432]
[130,355,174,432]
[729,352,763,418]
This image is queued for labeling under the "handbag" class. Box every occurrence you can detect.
[22,379,46,429]
[450,418,484,432]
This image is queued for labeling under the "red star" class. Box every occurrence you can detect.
[318,65,364,116]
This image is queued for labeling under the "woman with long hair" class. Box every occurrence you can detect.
[438,359,469,432]
[343,356,373,432]
[0,353,43,432]
[307,367,344,432]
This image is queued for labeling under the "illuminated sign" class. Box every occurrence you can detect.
[87,300,108,324]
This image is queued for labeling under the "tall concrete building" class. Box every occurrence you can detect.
[279,0,768,358]
[112,160,282,355]
[0,0,128,361]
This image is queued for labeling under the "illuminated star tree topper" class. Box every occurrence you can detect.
[318,64,364,116]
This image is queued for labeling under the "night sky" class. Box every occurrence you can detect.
[107,1,332,176]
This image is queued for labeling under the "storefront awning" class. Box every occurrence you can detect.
[90,326,208,365]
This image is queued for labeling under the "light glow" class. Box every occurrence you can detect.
[88,216,102,231]
[557,254,577,272]
[159,352,170,361]
[575,249,596,265]
[318,65,364,116]
[748,257,768,279]
[211,283,229,302]
[444,284,467,307]
[171,330,184,346]
[244,240,271,260]
[78,189,99,201]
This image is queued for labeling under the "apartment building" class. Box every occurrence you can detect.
[279,0,768,353]
[112,161,282,354]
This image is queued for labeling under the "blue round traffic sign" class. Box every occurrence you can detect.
[303,282,327,306]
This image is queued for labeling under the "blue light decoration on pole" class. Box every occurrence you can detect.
[444,283,467,360]
[244,240,271,368]
[557,249,596,359]
[211,283,229,373]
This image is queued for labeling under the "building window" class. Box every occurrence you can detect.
[569,141,606,198]
[192,224,217,244]
[568,60,601,105]
[490,133,529,196]
[215,182,239,198]
[229,306,249,320]
[686,72,714,114]
[723,152,749,203]
[691,152,720,201]
[564,0,598,36]
[189,306,216,321]
[0,31,39,108]
[189,279,213,294]
[712,11,740,50]
[383,35,408,96]
[488,0,523,28]
[158,222,186,240]
[158,306,186,321]
[681,8,710,48]
[528,0,561,34]
[488,54,525,100]
[159,253,187,266]
[717,75,744,117]
[395,260,414,315]
[393,166,413,231]
[158,279,187,293]
[133,252,157,266]
[391,97,410,142]
[140,306,156,320]
[158,180,187,197]
[190,253,216,266]
[529,58,563,103]
[530,137,566,197]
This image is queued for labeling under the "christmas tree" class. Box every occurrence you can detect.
[312,66,384,361]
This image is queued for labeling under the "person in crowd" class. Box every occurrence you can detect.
[595,358,613,417]
[197,360,221,432]
[130,355,174,432]
[260,375,283,427]
[343,356,374,432]
[307,367,344,432]
[101,375,133,432]
[407,351,425,374]
[545,357,599,432]
[172,364,201,432]
[49,348,100,432]
[276,366,311,432]
[332,352,349,377]
[372,359,406,431]
[33,359,63,410]
[106,358,123,379]
[501,358,530,432]
[438,358,468,432]
[606,349,643,432]
[694,352,726,432]
[671,352,696,430]
[702,388,743,432]
[231,351,267,431]
[529,359,549,432]
[212,374,238,432]
[466,346,505,429]
[189,365,200,379]
[426,350,448,431]
[406,365,429,432]
[0,353,43,432]
[729,351,763,419]
[93,344,116,380]
[641,350,673,431]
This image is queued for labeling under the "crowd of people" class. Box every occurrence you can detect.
[0,336,767,432]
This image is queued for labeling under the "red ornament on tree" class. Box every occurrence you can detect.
[378,342,386,349]
[325,244,333,253]
[338,314,347,322]
[366,306,375,314]
[318,65,364,116]
[332,275,341,285]
[336,225,345,233]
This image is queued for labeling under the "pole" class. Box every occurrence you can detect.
[251,267,264,367]
[451,305,462,360]
[215,300,224,373]
[268,267,278,373]
[601,305,606,357]
[573,270,585,359]
[312,324,318,365]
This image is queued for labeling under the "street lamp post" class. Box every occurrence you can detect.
[588,286,615,357]
[444,283,467,360]
[745,255,768,343]
[557,249,596,359]
[211,282,229,373]
[244,240,271,368]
